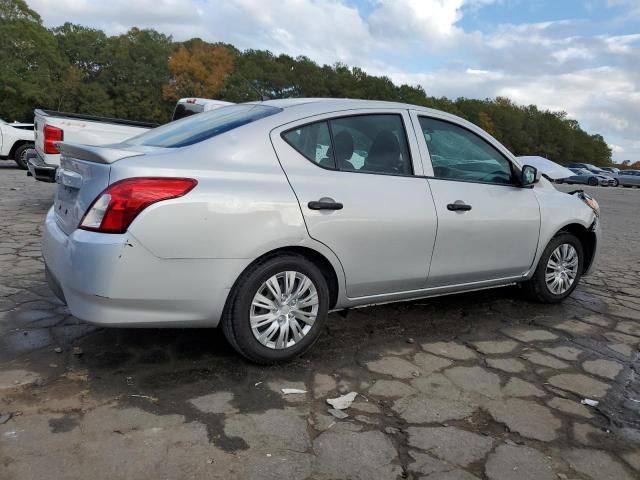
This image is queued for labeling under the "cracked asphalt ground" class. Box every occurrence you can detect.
[1,163,639,480]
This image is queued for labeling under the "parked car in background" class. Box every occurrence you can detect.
[617,170,640,187]
[42,99,601,363]
[0,118,34,169]
[29,110,157,182]
[567,162,620,183]
[516,156,573,181]
[602,167,620,174]
[560,168,617,186]
[29,99,234,183]
[568,162,608,174]
[172,98,234,121]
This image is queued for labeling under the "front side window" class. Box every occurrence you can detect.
[419,117,513,185]
[283,114,413,176]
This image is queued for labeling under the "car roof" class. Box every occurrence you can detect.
[246,97,486,135]
[251,97,452,117]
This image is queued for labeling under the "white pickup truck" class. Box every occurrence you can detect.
[172,97,233,120]
[0,119,35,169]
[29,98,233,182]
[29,110,157,182]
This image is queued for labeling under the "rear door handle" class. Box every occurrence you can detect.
[308,198,343,210]
[447,202,472,212]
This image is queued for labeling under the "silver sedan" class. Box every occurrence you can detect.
[617,170,640,187]
[42,99,601,363]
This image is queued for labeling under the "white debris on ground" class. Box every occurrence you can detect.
[326,392,358,410]
[281,388,308,395]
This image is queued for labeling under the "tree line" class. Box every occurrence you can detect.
[1,0,613,166]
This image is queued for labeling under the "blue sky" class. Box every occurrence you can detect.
[28,0,640,162]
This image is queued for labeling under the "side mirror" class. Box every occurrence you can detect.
[521,165,540,186]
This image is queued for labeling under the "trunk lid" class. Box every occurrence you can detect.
[53,143,145,235]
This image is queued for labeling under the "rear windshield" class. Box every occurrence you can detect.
[127,104,282,148]
[172,102,204,121]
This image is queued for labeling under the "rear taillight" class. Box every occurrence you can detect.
[43,125,63,154]
[79,177,197,234]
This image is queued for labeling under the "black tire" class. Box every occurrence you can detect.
[521,232,584,303]
[613,179,619,187]
[587,177,598,186]
[13,143,33,170]
[221,253,329,364]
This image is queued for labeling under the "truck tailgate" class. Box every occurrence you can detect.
[33,110,47,160]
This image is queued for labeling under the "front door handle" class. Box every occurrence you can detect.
[447,202,472,212]
[308,198,343,210]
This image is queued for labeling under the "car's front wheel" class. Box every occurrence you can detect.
[613,179,619,187]
[522,233,584,303]
[222,253,329,364]
[587,177,598,186]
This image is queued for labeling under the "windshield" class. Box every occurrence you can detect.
[127,104,282,148]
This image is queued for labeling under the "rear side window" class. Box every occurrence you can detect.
[283,122,335,168]
[172,102,204,121]
[127,104,282,148]
[283,114,413,176]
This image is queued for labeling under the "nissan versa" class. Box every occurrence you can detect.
[42,99,600,363]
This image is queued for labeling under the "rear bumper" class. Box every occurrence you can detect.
[27,153,57,182]
[42,208,247,327]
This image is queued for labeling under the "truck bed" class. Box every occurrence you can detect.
[37,110,159,129]
[31,109,159,181]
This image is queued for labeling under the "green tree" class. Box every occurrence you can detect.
[0,0,64,121]
[98,28,173,122]
[163,39,234,102]
[51,23,112,114]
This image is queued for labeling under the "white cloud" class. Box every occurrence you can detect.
[610,143,624,153]
[368,0,466,43]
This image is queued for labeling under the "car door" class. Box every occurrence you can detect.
[621,171,640,186]
[271,110,438,298]
[410,111,541,287]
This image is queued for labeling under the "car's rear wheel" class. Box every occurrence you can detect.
[221,253,329,364]
[522,233,584,303]
[587,177,598,186]
[613,179,619,187]
[13,143,33,170]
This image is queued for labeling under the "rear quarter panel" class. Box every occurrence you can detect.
[115,122,312,261]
